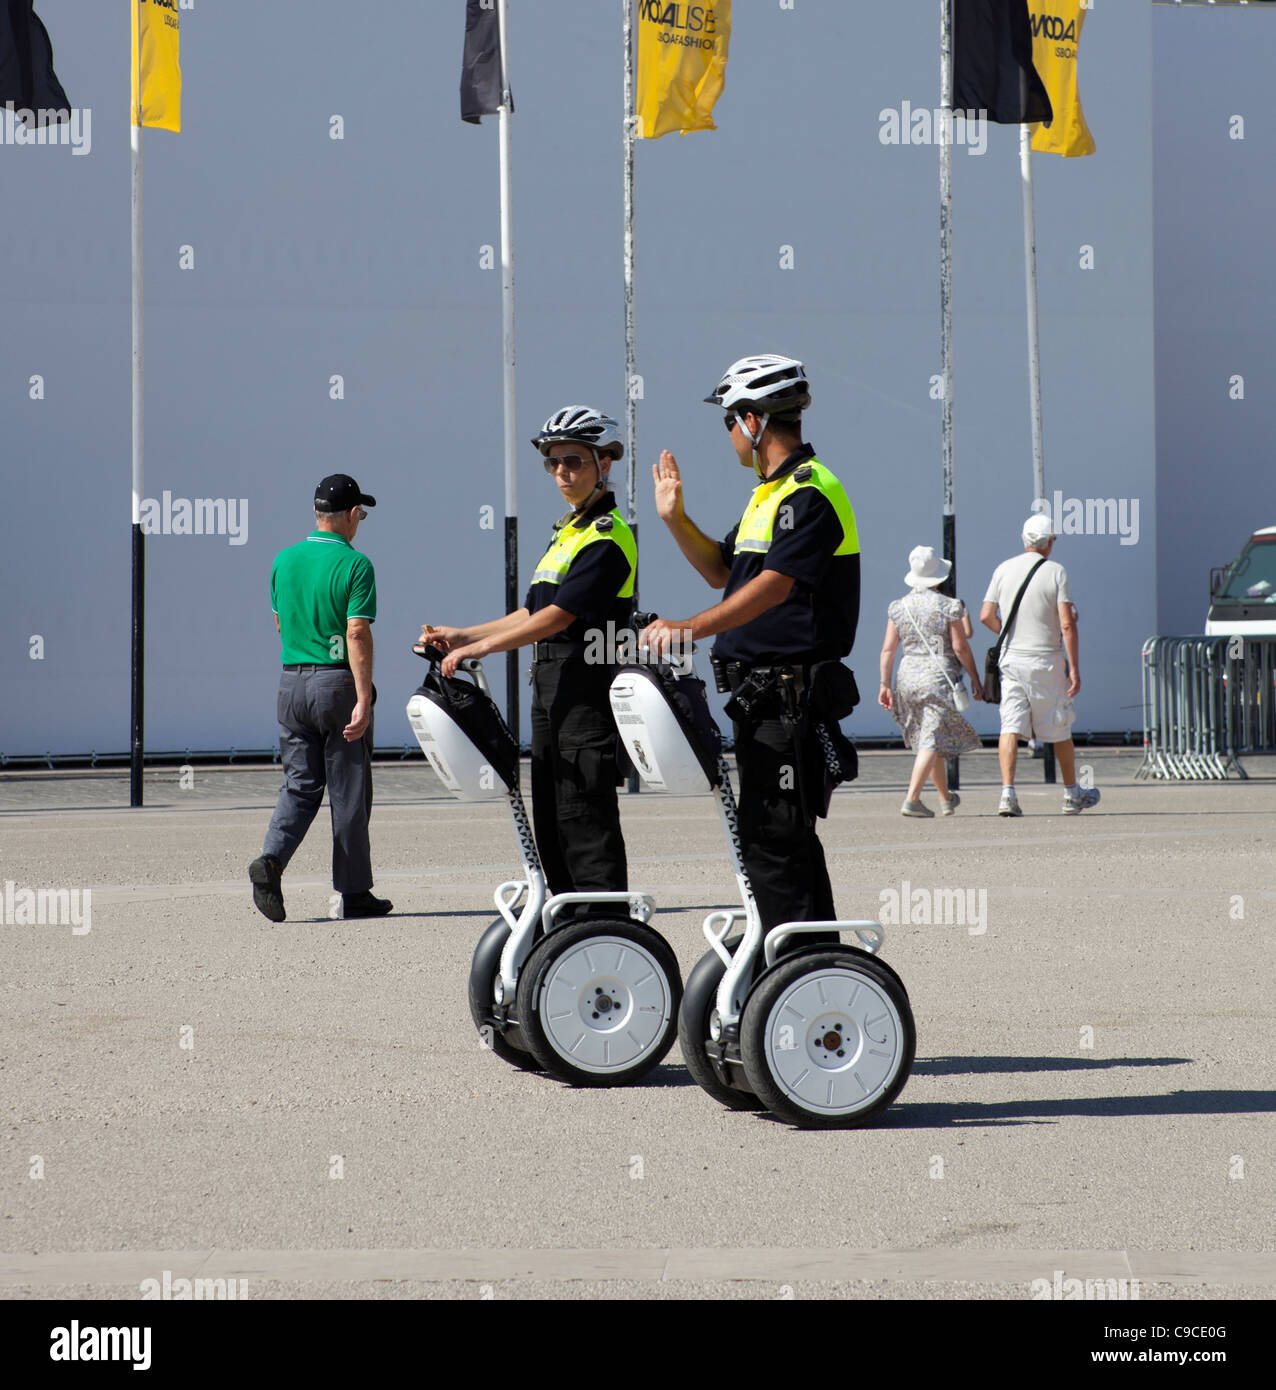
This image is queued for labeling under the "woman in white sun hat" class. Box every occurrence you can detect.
[878,546,982,817]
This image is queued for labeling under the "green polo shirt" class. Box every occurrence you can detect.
[270,531,377,666]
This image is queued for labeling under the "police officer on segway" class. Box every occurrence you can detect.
[644,355,861,938]
[422,406,636,903]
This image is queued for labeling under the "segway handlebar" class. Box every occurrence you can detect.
[412,641,491,695]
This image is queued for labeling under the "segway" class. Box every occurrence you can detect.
[406,644,681,1086]
[609,655,915,1128]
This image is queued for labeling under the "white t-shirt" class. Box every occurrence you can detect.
[983,553,1073,658]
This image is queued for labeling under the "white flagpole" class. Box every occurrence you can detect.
[623,0,637,551]
[1020,122,1055,783]
[130,5,145,807]
[1020,124,1045,508]
[496,0,519,744]
[939,0,955,586]
[623,0,640,795]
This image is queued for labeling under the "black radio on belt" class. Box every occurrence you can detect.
[723,666,782,721]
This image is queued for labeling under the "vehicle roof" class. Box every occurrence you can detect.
[1254,526,1276,538]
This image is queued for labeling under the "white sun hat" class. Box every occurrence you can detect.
[904,545,952,589]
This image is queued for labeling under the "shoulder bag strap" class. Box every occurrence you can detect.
[993,557,1048,661]
[902,595,961,700]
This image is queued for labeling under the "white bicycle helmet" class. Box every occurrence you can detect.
[703,355,811,418]
[531,406,625,461]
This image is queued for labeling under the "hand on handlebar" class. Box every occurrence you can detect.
[441,638,491,679]
[419,623,466,653]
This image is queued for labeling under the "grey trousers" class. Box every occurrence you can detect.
[262,666,373,894]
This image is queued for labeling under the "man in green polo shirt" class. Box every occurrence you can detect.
[249,474,392,922]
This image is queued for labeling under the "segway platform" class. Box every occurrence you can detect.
[610,658,915,1128]
[407,645,681,1086]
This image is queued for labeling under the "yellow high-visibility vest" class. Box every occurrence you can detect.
[733,460,860,560]
[531,509,637,599]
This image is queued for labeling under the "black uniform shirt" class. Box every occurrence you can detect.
[525,490,635,643]
[713,444,860,666]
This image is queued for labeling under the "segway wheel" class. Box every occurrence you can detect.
[676,943,765,1111]
[515,919,681,1087]
[739,949,914,1129]
[468,920,544,1073]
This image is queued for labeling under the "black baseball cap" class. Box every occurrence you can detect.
[314,474,376,512]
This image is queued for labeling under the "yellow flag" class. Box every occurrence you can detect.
[1028,2,1093,158]
[131,0,181,132]
[636,2,730,140]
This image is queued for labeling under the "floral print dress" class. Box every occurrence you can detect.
[887,590,980,755]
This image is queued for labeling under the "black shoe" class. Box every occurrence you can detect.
[249,855,285,922]
[341,890,393,918]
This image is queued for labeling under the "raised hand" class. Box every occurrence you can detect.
[652,450,684,524]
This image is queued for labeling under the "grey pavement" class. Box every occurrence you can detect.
[1,749,1273,1301]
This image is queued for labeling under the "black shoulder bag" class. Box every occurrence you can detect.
[982,557,1047,704]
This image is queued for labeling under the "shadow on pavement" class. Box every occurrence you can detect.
[881,1089,1276,1129]
[913,1055,1192,1076]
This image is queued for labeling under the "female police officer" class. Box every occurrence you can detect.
[423,406,636,901]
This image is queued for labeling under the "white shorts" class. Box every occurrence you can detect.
[999,654,1075,742]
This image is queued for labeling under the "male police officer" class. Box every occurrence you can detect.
[645,355,860,932]
[424,407,636,900]
[249,474,391,922]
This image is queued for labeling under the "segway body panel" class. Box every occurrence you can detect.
[408,645,680,1086]
[610,655,916,1128]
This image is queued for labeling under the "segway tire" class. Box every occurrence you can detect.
[676,941,766,1111]
[515,919,681,1086]
[468,919,545,1073]
[740,948,914,1129]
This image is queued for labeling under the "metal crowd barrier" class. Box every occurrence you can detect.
[1137,636,1276,780]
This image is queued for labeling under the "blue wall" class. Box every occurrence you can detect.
[1153,1,1276,634]
[2,1,1157,755]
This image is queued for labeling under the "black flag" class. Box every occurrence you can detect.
[953,0,1051,125]
[0,0,70,123]
[461,0,511,124]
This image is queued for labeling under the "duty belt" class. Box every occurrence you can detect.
[531,640,588,662]
[712,656,808,697]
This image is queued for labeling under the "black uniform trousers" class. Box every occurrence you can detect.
[732,710,837,935]
[529,653,627,902]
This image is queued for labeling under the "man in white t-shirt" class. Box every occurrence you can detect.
[980,514,1100,817]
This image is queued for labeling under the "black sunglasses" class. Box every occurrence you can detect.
[722,414,737,433]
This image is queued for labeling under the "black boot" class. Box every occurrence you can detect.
[248,856,285,922]
[341,890,393,918]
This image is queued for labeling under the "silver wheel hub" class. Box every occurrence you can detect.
[763,968,905,1115]
[538,936,672,1074]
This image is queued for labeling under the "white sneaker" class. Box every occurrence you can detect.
[940,792,960,816]
[997,789,1022,817]
[901,799,934,818]
[1062,787,1101,815]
